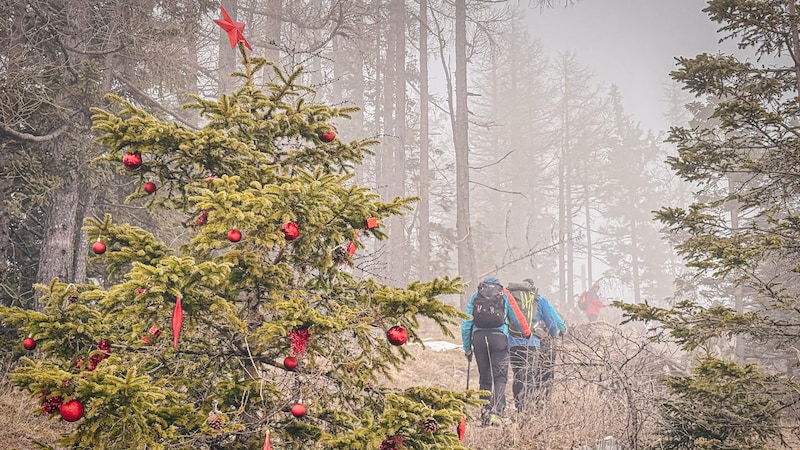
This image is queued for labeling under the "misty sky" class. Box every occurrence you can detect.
[527,0,722,132]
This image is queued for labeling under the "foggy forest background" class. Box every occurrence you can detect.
[9,0,800,447]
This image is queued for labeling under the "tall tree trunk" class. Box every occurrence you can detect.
[455,0,475,307]
[557,72,568,309]
[218,0,239,94]
[36,140,81,303]
[263,0,283,66]
[388,0,407,284]
[418,0,431,280]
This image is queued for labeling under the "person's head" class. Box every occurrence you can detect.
[483,276,500,285]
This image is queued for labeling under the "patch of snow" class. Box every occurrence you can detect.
[412,339,462,352]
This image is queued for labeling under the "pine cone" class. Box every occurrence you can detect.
[422,417,439,434]
[206,412,224,430]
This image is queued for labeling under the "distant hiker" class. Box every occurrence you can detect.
[461,277,531,426]
[578,282,604,322]
[505,279,567,411]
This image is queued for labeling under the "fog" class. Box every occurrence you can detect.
[528,0,720,132]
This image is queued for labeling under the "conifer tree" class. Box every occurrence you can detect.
[0,38,478,449]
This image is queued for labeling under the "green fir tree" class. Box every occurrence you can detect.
[0,44,479,449]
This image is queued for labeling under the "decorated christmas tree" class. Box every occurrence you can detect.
[0,10,478,450]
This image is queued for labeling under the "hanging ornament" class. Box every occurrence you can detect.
[378,434,404,450]
[280,221,299,241]
[319,126,337,143]
[41,395,63,415]
[195,210,209,227]
[289,328,311,355]
[23,334,36,351]
[457,415,466,443]
[92,240,107,255]
[172,296,184,349]
[290,402,306,418]
[283,356,298,371]
[227,229,242,243]
[262,430,272,450]
[59,399,85,422]
[387,326,408,346]
[422,417,439,434]
[365,217,378,229]
[122,151,143,170]
[141,325,161,344]
[346,241,356,257]
[143,181,157,194]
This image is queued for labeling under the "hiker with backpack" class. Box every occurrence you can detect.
[505,279,567,411]
[578,282,604,322]
[461,277,531,426]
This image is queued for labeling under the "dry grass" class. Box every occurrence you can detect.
[0,381,71,450]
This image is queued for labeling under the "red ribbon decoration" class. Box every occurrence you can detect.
[457,415,466,442]
[213,6,252,50]
[262,430,271,450]
[172,296,183,349]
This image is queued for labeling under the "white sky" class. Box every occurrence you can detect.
[526,0,722,132]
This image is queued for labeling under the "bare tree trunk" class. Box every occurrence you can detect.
[455,0,475,307]
[558,72,568,308]
[263,0,283,65]
[418,0,431,280]
[388,0,407,284]
[36,139,81,302]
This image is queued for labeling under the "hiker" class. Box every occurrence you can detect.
[578,282,604,322]
[505,279,567,411]
[461,277,530,426]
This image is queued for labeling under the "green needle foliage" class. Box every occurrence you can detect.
[0,50,479,449]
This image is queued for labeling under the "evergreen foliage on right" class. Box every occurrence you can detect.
[618,1,800,448]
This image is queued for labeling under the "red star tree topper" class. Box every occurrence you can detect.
[0,11,478,449]
[214,6,252,51]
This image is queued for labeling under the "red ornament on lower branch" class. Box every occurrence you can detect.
[283,356,298,371]
[386,326,408,346]
[59,399,85,422]
[227,229,242,243]
[290,402,306,418]
[143,181,157,194]
[281,221,299,241]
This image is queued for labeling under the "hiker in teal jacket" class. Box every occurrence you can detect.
[506,280,567,411]
[461,277,530,425]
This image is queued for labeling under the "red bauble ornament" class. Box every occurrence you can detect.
[290,402,306,418]
[227,229,242,242]
[320,130,336,143]
[387,326,408,346]
[281,221,299,241]
[23,335,36,351]
[143,181,157,194]
[59,399,84,422]
[283,356,298,371]
[92,240,107,255]
[122,151,142,170]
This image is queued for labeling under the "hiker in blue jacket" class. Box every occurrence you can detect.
[506,280,567,411]
[461,276,530,426]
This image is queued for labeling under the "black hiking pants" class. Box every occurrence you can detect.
[472,329,510,416]
[510,340,556,411]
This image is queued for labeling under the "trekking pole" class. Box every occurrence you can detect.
[466,356,471,390]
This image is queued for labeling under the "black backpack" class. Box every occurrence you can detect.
[471,281,506,328]
[506,282,540,338]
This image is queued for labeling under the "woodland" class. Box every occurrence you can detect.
[3,0,800,449]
